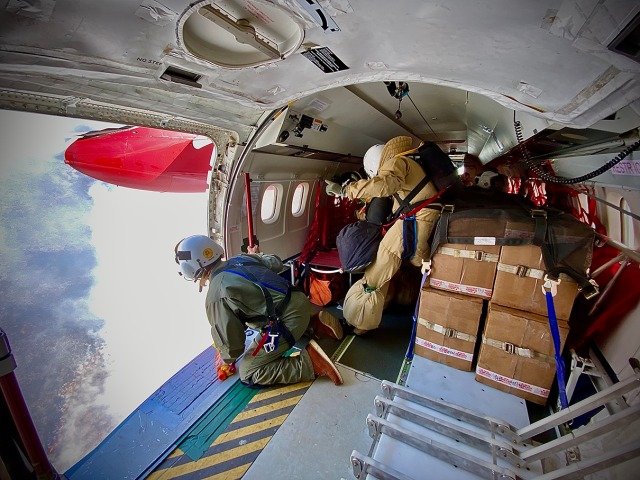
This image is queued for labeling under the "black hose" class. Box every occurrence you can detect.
[514,116,640,184]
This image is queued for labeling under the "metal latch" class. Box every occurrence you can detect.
[516,265,528,278]
[441,204,455,214]
[504,343,515,355]
[582,279,600,300]
[531,209,547,219]
[474,250,485,261]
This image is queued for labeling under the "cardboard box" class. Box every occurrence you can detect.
[475,304,569,405]
[492,245,579,320]
[415,287,484,371]
[429,243,500,299]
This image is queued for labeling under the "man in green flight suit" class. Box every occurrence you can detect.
[175,235,344,387]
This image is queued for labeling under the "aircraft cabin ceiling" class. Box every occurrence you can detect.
[0,0,639,148]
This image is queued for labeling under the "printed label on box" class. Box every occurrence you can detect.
[416,337,473,362]
[476,367,550,398]
[429,278,492,298]
[474,237,496,245]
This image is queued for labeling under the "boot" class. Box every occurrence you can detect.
[339,317,355,336]
[312,311,344,340]
[305,340,343,385]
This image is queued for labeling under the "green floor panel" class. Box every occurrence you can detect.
[337,305,414,381]
[178,379,258,461]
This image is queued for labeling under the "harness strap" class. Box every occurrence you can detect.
[418,318,476,343]
[401,215,417,262]
[392,174,432,220]
[221,258,297,355]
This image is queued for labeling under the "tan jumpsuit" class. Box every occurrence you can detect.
[342,138,440,332]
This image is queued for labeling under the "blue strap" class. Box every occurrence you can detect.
[545,291,569,409]
[401,215,417,262]
[407,267,430,361]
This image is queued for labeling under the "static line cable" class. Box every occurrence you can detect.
[514,113,640,185]
[407,94,442,143]
[567,185,640,223]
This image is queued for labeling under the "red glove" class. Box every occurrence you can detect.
[215,351,236,380]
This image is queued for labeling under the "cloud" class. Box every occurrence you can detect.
[1,110,214,473]
[0,110,121,470]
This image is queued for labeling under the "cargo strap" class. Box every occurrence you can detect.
[406,266,432,362]
[544,282,569,409]
[436,247,499,263]
[418,318,476,343]
[497,262,545,279]
[497,263,577,282]
[482,336,555,364]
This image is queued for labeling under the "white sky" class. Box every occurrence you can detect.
[87,183,214,419]
[0,110,214,470]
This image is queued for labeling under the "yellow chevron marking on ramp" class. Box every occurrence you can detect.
[202,462,252,480]
[150,437,271,480]
[231,395,303,423]
[249,381,312,403]
[213,413,289,445]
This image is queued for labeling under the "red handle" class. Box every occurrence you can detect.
[243,172,255,248]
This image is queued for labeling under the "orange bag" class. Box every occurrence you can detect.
[308,272,344,306]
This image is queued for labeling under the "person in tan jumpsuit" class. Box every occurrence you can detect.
[330,136,440,334]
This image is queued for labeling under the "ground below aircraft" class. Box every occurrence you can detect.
[1,0,640,479]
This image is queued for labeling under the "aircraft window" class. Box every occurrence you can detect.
[261,184,282,224]
[620,198,635,248]
[291,182,309,217]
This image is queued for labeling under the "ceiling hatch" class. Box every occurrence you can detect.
[179,0,303,68]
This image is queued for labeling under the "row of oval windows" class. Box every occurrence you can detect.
[260,182,309,224]
[260,184,637,248]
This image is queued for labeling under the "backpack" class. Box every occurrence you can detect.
[413,141,463,195]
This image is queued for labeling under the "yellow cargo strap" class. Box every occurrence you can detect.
[482,336,555,364]
[418,318,476,343]
[436,246,499,263]
[497,263,575,282]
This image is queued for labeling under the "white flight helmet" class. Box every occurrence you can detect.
[175,235,224,281]
[363,144,385,178]
[475,171,500,189]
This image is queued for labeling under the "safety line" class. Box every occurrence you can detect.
[146,382,311,480]
[331,334,355,363]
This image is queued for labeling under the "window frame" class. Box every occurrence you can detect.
[260,183,283,224]
[291,182,309,218]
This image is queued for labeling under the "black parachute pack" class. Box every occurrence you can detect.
[365,196,394,225]
[336,221,384,272]
[429,187,598,297]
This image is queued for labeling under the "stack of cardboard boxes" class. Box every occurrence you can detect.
[416,241,573,405]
